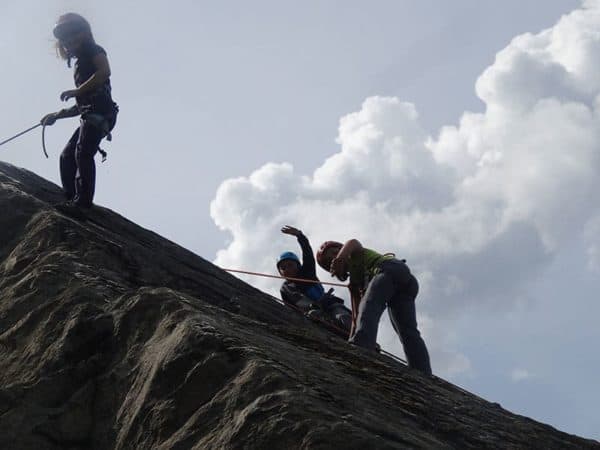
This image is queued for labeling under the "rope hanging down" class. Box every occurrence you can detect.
[41,123,49,158]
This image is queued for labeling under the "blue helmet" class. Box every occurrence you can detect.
[277,251,300,269]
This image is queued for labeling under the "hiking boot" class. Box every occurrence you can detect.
[54,201,88,220]
[306,309,327,322]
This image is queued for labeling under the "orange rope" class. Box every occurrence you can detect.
[221,268,349,288]
[224,266,482,387]
[268,290,408,365]
[221,266,408,366]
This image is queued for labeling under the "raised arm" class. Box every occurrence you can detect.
[296,233,316,274]
[281,225,318,278]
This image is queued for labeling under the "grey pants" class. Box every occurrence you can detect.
[298,297,352,333]
[349,259,432,375]
[327,303,352,332]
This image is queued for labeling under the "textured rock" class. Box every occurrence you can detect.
[0,161,597,450]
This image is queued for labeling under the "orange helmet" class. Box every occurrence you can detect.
[53,13,91,40]
[316,241,342,271]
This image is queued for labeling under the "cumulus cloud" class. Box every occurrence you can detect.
[210,1,600,374]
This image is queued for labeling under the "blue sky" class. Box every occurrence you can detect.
[1,0,598,440]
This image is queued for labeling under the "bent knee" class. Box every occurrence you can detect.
[400,327,422,342]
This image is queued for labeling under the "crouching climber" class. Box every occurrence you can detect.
[316,239,432,375]
[277,225,352,335]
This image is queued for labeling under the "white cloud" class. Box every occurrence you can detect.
[584,214,600,271]
[511,368,535,382]
[210,2,600,374]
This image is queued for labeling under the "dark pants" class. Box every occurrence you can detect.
[60,115,115,207]
[349,259,432,375]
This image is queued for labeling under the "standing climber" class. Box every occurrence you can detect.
[41,13,118,211]
[278,225,352,334]
[317,239,432,375]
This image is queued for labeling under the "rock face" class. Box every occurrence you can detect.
[0,161,597,450]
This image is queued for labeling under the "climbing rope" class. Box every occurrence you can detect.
[41,123,49,158]
[1,120,107,161]
[223,267,489,400]
[0,123,41,148]
[222,267,409,366]
[222,268,348,288]
[0,122,49,159]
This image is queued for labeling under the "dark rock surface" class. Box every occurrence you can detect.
[0,161,597,450]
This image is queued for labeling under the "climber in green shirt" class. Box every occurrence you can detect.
[317,239,432,375]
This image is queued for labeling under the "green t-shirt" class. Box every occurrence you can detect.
[347,248,394,289]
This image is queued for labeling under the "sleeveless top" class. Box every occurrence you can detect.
[74,42,117,116]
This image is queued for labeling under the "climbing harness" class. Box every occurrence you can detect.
[83,113,113,162]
